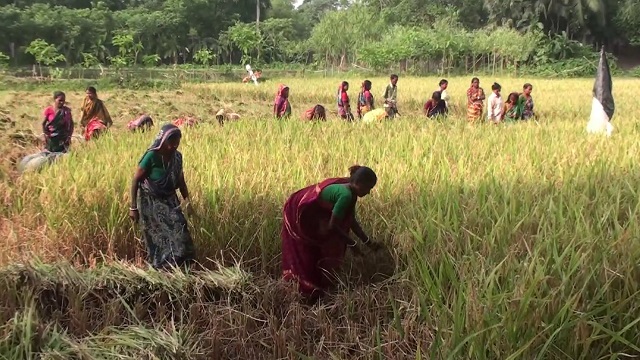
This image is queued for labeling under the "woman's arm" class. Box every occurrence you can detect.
[68,110,75,137]
[364,92,371,108]
[178,172,189,200]
[129,167,148,221]
[489,98,496,120]
[478,89,486,101]
[102,103,113,127]
[350,218,369,242]
[342,92,351,112]
[274,98,284,118]
[327,214,355,245]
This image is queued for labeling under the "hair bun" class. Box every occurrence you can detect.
[348,165,362,176]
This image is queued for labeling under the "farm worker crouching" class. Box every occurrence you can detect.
[357,80,374,119]
[80,86,112,141]
[337,81,354,121]
[215,108,241,126]
[281,165,381,301]
[303,105,327,121]
[173,116,200,128]
[382,74,399,118]
[362,108,387,124]
[129,123,195,270]
[273,84,291,119]
[487,82,503,124]
[503,92,521,122]
[437,79,450,108]
[424,91,448,118]
[18,91,74,174]
[519,83,535,120]
[466,77,486,123]
[127,114,154,132]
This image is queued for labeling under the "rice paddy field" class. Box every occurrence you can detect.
[1,76,640,358]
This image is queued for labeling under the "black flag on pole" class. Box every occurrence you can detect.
[587,46,615,135]
[593,46,615,120]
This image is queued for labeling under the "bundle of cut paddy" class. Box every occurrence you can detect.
[0,260,251,312]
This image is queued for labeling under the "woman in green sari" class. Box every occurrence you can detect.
[502,92,521,122]
[129,124,195,270]
[518,83,535,120]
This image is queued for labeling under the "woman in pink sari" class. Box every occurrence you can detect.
[281,165,380,300]
[273,84,291,119]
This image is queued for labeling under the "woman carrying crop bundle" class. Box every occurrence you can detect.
[129,124,195,270]
[466,77,485,123]
[273,84,291,119]
[357,80,374,119]
[502,92,521,122]
[80,86,113,141]
[519,83,535,120]
[19,91,74,173]
[281,165,381,300]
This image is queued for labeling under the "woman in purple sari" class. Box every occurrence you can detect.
[281,165,380,300]
[129,124,195,270]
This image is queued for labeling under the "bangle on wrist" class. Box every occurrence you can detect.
[129,207,138,211]
[347,239,357,247]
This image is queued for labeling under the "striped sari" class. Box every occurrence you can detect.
[466,87,485,123]
[137,125,195,270]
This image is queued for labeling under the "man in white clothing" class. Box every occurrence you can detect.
[487,82,503,124]
[438,79,450,108]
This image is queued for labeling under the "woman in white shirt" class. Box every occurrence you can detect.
[487,82,503,124]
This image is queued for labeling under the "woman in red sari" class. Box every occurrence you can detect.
[281,165,380,300]
[336,81,354,121]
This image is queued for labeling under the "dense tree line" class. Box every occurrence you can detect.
[0,0,639,73]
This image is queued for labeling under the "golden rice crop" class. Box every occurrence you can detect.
[1,76,640,357]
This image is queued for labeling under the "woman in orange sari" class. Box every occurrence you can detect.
[80,86,113,141]
[281,165,380,301]
[466,77,485,123]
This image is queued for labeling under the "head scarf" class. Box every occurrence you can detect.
[275,84,289,99]
[140,123,183,197]
[274,85,290,118]
[337,83,350,109]
[149,123,181,151]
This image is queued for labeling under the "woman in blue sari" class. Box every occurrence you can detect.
[129,124,195,270]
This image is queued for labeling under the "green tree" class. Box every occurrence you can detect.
[0,51,9,69]
[25,38,66,77]
[226,22,262,64]
[193,48,214,66]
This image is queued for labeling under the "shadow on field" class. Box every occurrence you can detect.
[192,194,398,287]
[4,163,640,358]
